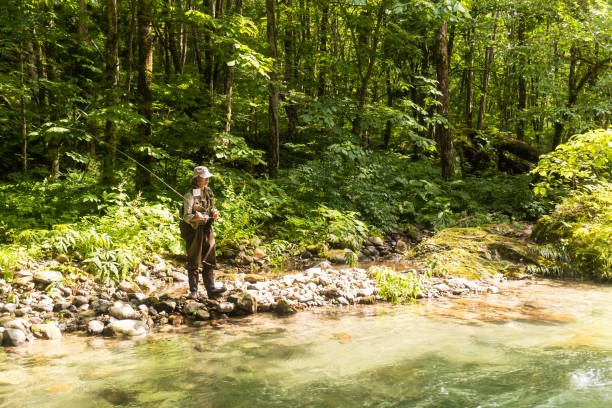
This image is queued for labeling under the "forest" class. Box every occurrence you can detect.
[0,0,610,286]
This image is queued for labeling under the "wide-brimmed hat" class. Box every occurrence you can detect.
[192,166,214,179]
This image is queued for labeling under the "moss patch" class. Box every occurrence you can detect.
[409,223,540,279]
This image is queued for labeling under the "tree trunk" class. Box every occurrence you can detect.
[516,16,527,141]
[224,0,241,133]
[266,0,280,175]
[204,0,216,92]
[126,0,137,92]
[552,45,610,149]
[436,20,454,181]
[463,27,474,129]
[317,3,329,98]
[44,4,60,180]
[477,11,499,130]
[283,0,298,141]
[20,42,28,173]
[383,66,393,149]
[136,0,154,188]
[104,0,120,182]
[351,4,385,142]
[167,0,184,75]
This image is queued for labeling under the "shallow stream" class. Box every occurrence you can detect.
[1,279,611,407]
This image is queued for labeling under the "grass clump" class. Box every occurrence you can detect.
[370,266,429,303]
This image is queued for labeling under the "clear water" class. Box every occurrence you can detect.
[1,279,611,407]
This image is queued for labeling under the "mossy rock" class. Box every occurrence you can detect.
[244,274,266,283]
[323,249,350,263]
[409,224,540,279]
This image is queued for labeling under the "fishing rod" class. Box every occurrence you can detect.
[86,132,185,200]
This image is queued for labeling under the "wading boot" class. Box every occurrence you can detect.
[187,269,200,299]
[202,268,226,298]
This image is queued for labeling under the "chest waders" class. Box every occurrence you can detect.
[180,189,226,299]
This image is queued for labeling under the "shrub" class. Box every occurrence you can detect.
[532,128,612,206]
[531,182,611,281]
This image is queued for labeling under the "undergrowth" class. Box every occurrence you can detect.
[531,183,611,281]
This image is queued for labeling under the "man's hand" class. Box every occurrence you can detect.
[212,210,220,221]
[193,211,209,221]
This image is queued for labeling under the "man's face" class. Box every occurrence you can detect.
[196,177,209,189]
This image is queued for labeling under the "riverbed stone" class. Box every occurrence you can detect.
[104,319,148,338]
[134,275,152,289]
[154,300,176,314]
[169,271,188,282]
[33,270,63,285]
[236,294,257,314]
[87,320,105,335]
[195,309,210,320]
[31,323,62,340]
[274,299,296,314]
[216,302,235,314]
[12,272,34,289]
[2,328,26,347]
[2,318,29,334]
[2,303,17,314]
[244,274,266,283]
[395,240,408,253]
[73,296,89,307]
[183,301,205,315]
[109,301,139,320]
[118,280,137,293]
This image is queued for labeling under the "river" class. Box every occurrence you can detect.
[1,278,611,407]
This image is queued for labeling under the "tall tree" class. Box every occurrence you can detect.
[348,1,386,142]
[136,0,154,187]
[477,11,499,130]
[435,19,454,181]
[267,0,280,175]
[103,0,120,182]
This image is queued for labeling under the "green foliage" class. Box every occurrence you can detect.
[214,132,267,169]
[0,246,33,281]
[529,129,611,280]
[3,182,182,284]
[532,129,612,205]
[84,248,137,285]
[282,143,536,233]
[531,182,612,281]
[279,205,368,251]
[370,266,429,303]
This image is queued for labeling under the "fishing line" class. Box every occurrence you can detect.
[86,133,184,200]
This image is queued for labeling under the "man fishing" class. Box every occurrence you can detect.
[179,166,226,299]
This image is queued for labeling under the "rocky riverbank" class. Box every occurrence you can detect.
[0,258,504,348]
[3,223,539,348]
